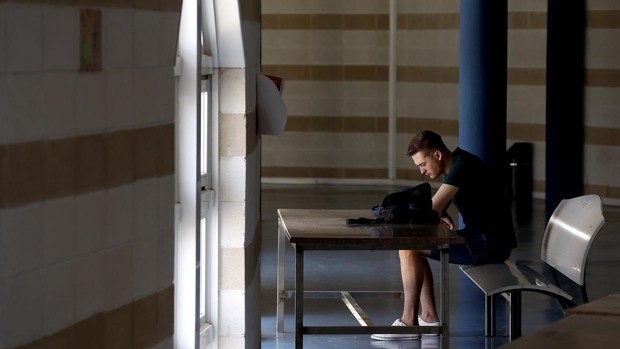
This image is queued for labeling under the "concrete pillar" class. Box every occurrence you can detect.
[458,0,507,171]
[545,0,585,220]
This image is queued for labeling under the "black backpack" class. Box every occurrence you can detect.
[347,182,439,225]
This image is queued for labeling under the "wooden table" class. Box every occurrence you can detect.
[564,293,620,317]
[499,293,620,348]
[497,314,620,348]
[275,209,465,349]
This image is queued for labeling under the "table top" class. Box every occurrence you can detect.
[277,209,464,249]
[565,293,620,317]
[498,314,620,349]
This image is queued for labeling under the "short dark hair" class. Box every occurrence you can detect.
[406,130,450,157]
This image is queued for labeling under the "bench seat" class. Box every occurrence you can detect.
[461,260,572,300]
[459,194,605,340]
[460,260,573,338]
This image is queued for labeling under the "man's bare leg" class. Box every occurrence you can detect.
[419,258,440,323]
[398,250,426,326]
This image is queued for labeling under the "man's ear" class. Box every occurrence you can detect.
[433,149,442,160]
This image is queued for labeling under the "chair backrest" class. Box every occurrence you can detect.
[541,194,605,285]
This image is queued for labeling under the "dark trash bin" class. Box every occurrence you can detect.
[506,143,533,218]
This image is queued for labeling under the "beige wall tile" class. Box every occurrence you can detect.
[4,142,44,207]
[220,68,247,114]
[344,14,379,30]
[104,304,132,349]
[219,290,245,336]
[282,116,312,131]
[263,48,310,66]
[342,81,388,100]
[75,134,105,194]
[134,127,159,181]
[508,11,547,29]
[43,139,75,200]
[508,0,548,12]
[507,123,546,142]
[508,30,547,67]
[218,336,246,349]
[586,68,620,87]
[507,86,546,124]
[309,47,345,65]
[587,10,620,27]
[399,0,459,13]
[586,29,620,69]
[157,123,175,177]
[161,0,183,12]
[220,113,248,157]
[134,0,161,11]
[0,146,4,208]
[342,116,379,132]
[157,286,175,340]
[398,30,459,66]
[132,293,159,348]
[220,202,246,248]
[15,287,174,349]
[105,130,134,188]
[220,157,247,202]
[396,83,459,119]
[507,67,546,85]
[73,314,105,349]
[278,14,310,29]
[586,125,620,145]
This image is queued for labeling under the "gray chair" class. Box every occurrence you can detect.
[460,194,606,340]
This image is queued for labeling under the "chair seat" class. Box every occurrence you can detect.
[460,260,573,301]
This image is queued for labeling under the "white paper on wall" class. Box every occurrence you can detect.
[257,73,288,136]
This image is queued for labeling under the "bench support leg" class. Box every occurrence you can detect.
[509,291,522,340]
[485,294,495,337]
[580,285,589,304]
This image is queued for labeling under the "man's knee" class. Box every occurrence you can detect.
[399,249,426,259]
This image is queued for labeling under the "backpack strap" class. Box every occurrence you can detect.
[346,217,382,225]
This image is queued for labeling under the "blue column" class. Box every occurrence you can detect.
[546,0,585,220]
[459,0,507,171]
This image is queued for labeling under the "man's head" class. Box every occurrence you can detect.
[406,130,451,179]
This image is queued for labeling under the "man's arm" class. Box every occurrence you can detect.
[432,183,459,229]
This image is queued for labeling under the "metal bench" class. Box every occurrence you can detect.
[460,194,606,340]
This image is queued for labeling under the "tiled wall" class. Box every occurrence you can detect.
[0,1,180,348]
[218,53,262,349]
[215,0,262,347]
[261,0,620,201]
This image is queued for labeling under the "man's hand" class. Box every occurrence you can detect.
[439,213,455,230]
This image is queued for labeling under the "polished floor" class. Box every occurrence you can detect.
[260,183,620,349]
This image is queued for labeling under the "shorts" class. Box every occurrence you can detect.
[427,229,512,266]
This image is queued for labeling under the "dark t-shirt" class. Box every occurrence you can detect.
[443,147,517,250]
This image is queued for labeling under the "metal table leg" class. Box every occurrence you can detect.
[276,217,286,333]
[295,247,304,349]
[440,245,450,349]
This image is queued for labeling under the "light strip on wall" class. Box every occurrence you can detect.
[388,0,397,180]
[175,0,202,348]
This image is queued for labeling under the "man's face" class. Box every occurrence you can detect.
[411,150,442,179]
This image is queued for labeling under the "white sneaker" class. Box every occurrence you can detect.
[418,316,440,336]
[370,319,421,341]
